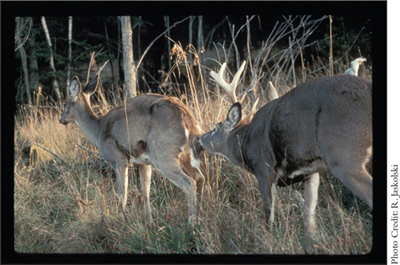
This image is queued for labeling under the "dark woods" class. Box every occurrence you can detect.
[15,15,372,107]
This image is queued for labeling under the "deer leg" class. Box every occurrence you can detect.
[114,164,129,220]
[257,177,276,225]
[323,146,373,209]
[331,164,372,209]
[181,153,205,218]
[303,172,320,239]
[154,158,197,221]
[253,162,276,225]
[139,164,153,224]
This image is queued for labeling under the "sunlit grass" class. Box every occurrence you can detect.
[14,94,372,254]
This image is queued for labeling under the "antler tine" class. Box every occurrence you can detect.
[210,61,246,103]
[239,93,247,104]
[243,98,260,123]
[249,98,259,117]
[268,81,279,101]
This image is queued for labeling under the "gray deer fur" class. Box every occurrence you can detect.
[60,75,204,223]
[200,73,372,238]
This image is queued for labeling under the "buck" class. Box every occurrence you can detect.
[59,73,204,224]
[200,61,372,239]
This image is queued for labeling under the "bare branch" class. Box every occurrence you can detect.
[137,16,191,69]
[31,141,67,165]
[97,59,109,76]
[76,142,101,156]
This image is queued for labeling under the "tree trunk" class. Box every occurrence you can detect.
[138,16,142,60]
[188,16,194,63]
[41,16,62,106]
[116,18,123,103]
[15,17,32,106]
[164,16,171,70]
[120,16,137,100]
[66,16,73,94]
[197,16,204,65]
[28,18,39,99]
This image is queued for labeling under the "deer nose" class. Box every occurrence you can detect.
[59,117,67,125]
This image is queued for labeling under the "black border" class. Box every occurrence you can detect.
[2,1,387,264]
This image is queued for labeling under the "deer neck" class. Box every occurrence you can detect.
[75,97,101,148]
[226,124,251,171]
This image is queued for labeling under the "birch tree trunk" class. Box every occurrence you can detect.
[41,16,62,106]
[67,16,73,93]
[120,16,137,100]
[15,17,32,106]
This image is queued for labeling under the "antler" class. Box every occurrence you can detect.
[210,61,246,103]
[268,81,279,100]
[243,98,260,123]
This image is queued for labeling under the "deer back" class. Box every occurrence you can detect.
[98,93,201,162]
[242,75,372,181]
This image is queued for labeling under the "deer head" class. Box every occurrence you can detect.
[59,75,99,125]
[200,102,242,156]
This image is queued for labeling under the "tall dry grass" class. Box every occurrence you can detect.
[14,16,372,254]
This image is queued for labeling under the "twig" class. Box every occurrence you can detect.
[229,239,242,254]
[31,141,67,165]
[76,142,101,156]
[137,16,191,69]
[97,59,109,75]
[27,105,63,111]
[289,37,296,87]
[86,52,95,84]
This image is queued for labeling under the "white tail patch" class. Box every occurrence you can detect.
[190,147,201,168]
[365,146,373,166]
[197,125,204,134]
[367,146,372,156]
[178,128,190,152]
[184,127,189,140]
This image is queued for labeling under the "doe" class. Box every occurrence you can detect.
[60,73,204,224]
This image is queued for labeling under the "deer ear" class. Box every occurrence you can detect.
[225,102,242,130]
[69,77,82,99]
[83,75,99,96]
